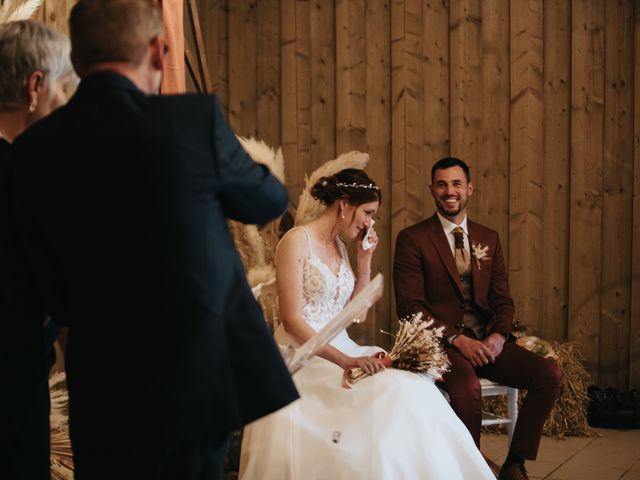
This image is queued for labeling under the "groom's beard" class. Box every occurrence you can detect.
[434,195,468,219]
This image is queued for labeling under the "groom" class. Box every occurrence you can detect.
[393,157,561,480]
[11,1,298,478]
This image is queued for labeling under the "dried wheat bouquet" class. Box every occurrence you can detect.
[343,312,450,388]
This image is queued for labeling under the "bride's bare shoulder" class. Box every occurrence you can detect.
[277,227,310,258]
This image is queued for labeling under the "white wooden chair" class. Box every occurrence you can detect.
[440,379,518,447]
[478,379,518,446]
[252,277,280,331]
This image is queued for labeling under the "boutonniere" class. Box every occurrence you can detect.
[471,242,491,270]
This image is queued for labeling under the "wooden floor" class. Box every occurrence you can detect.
[482,428,640,480]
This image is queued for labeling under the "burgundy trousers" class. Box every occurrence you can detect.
[439,341,561,460]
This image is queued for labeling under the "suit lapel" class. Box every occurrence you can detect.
[426,214,464,296]
[468,221,487,301]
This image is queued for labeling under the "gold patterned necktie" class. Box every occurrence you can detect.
[452,226,470,275]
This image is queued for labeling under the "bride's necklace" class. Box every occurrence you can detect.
[315,232,342,271]
[318,233,335,248]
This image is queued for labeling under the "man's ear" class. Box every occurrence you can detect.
[150,34,165,72]
[467,181,474,196]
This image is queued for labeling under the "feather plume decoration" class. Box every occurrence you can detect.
[48,371,74,479]
[0,0,43,23]
[227,136,286,287]
[237,135,285,183]
[294,151,369,226]
[247,264,276,289]
[0,1,10,22]
[343,312,450,388]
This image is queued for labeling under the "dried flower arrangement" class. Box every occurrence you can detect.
[0,0,43,23]
[227,136,286,287]
[49,371,73,479]
[342,312,450,388]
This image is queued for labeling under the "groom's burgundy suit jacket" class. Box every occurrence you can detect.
[393,213,514,339]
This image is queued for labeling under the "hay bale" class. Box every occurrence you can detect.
[482,341,595,439]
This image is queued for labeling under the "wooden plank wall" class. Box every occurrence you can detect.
[190,0,640,388]
[632,0,640,391]
[38,1,640,389]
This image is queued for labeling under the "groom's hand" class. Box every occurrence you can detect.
[451,335,495,367]
[482,333,506,359]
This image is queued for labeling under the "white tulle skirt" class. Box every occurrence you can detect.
[239,327,494,480]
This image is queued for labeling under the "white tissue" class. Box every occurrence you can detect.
[362,220,375,251]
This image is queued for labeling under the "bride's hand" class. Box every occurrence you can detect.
[346,355,386,375]
[356,226,378,256]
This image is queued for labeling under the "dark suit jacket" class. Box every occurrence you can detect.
[11,73,298,450]
[1,139,51,479]
[394,213,514,339]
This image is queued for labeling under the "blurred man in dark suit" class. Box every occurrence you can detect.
[11,1,298,478]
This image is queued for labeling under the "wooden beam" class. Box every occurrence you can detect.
[281,0,300,203]
[185,49,203,93]
[479,0,509,244]
[509,0,544,333]
[631,0,640,389]
[450,0,482,219]
[228,0,257,135]
[187,0,212,93]
[599,0,634,388]
[310,0,335,169]
[542,0,571,342]
[569,0,605,382]
[423,0,450,192]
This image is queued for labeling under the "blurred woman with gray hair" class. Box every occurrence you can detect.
[0,19,76,480]
[0,19,76,142]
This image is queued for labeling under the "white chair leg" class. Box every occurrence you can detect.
[506,387,518,448]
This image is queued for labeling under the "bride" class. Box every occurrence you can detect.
[239,168,494,479]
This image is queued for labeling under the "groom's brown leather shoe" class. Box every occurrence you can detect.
[498,462,530,480]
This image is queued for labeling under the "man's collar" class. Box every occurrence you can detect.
[75,72,142,97]
[436,211,468,235]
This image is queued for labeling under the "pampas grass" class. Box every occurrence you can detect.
[49,371,74,479]
[295,151,369,226]
[247,265,276,290]
[0,0,43,23]
[228,136,286,287]
[237,136,285,183]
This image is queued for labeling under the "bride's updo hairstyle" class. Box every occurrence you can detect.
[310,168,381,207]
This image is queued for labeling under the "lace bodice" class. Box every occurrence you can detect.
[299,229,355,328]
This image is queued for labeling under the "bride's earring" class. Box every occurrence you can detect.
[340,207,345,219]
[29,101,37,112]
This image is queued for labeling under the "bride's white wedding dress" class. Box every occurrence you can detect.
[239,228,494,480]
